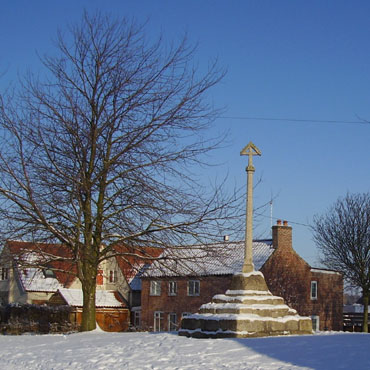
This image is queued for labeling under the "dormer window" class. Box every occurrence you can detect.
[43,268,55,279]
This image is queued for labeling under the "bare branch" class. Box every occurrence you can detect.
[0,12,238,331]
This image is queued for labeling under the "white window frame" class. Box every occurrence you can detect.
[168,313,178,331]
[311,315,320,331]
[168,281,177,296]
[310,281,318,300]
[188,280,200,296]
[154,311,163,332]
[150,280,161,296]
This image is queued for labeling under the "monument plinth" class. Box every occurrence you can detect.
[179,142,312,338]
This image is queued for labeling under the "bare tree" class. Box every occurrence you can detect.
[312,193,370,332]
[0,12,241,331]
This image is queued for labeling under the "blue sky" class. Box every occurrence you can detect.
[2,1,370,265]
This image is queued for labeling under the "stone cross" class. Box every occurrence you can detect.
[240,142,261,273]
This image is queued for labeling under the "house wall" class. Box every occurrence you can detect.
[8,267,27,304]
[0,270,12,304]
[260,228,312,316]
[141,276,231,331]
[261,222,343,331]
[96,257,130,302]
[25,292,55,305]
[129,290,141,309]
[0,248,15,304]
[309,269,343,331]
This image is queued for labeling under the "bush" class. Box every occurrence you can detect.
[0,304,78,334]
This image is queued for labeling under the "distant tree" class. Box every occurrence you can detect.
[312,193,370,332]
[0,12,241,331]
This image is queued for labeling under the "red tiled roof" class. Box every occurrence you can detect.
[113,245,163,283]
[6,240,77,287]
[5,241,163,287]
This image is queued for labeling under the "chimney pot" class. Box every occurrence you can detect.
[224,235,229,242]
[283,220,288,226]
[277,219,282,225]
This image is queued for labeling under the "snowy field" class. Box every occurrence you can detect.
[0,331,368,370]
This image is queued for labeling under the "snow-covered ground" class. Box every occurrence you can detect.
[0,331,368,369]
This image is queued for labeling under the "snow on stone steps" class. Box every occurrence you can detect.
[199,302,294,317]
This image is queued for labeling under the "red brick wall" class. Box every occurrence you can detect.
[262,223,343,331]
[272,223,293,252]
[141,276,231,331]
[261,246,312,316]
[310,270,343,330]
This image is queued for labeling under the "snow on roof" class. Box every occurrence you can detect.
[18,267,64,293]
[129,264,150,290]
[6,241,77,287]
[143,240,273,277]
[310,268,341,275]
[57,288,126,308]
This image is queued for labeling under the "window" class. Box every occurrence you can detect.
[188,280,200,296]
[150,280,161,296]
[1,268,9,280]
[168,313,177,331]
[311,315,320,331]
[109,270,118,283]
[310,281,318,300]
[154,311,163,331]
[168,281,177,296]
[134,310,141,328]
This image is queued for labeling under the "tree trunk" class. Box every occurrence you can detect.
[81,278,97,331]
[362,291,368,333]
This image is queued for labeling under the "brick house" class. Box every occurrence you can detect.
[261,221,343,331]
[140,221,343,332]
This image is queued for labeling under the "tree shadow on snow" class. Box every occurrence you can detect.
[228,333,369,370]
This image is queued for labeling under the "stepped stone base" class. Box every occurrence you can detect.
[179,271,312,338]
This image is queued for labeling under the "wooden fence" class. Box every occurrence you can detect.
[343,312,370,332]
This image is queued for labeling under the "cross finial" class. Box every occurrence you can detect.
[240,142,261,172]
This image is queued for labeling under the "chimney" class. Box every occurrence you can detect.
[223,235,229,242]
[272,219,292,251]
